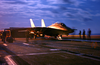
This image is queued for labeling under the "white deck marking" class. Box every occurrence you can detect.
[3,44,7,46]
[17,52,61,56]
[4,55,17,65]
[50,49,61,51]
[23,43,29,45]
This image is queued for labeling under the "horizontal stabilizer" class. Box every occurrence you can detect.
[41,19,46,27]
[30,19,35,27]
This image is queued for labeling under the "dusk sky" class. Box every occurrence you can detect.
[0,0,100,35]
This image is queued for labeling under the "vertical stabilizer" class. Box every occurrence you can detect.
[30,19,35,27]
[41,19,46,27]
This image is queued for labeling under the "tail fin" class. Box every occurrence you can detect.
[41,19,46,27]
[30,19,35,27]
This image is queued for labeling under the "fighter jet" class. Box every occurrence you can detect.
[5,19,75,40]
[29,19,74,40]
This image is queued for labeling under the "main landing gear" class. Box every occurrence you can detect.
[54,35,62,40]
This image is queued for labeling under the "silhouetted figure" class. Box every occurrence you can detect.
[2,31,6,43]
[88,28,91,40]
[25,30,29,43]
[29,33,34,39]
[79,30,81,39]
[83,29,86,40]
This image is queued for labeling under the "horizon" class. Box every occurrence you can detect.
[69,33,100,35]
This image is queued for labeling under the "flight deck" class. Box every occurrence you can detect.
[0,38,100,65]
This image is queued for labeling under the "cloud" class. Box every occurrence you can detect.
[47,0,84,6]
[93,13,100,16]
[0,15,2,17]
[63,12,74,17]
[91,0,97,1]
[35,3,58,9]
[95,13,100,16]
[83,18,92,21]
[0,0,96,23]
[0,0,32,18]
[67,14,74,17]
[59,6,67,10]
[63,0,74,4]
[62,7,92,22]
[51,10,59,14]
[0,0,84,20]
[0,21,9,28]
[0,0,58,18]
[3,1,27,4]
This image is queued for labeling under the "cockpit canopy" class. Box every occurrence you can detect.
[59,23,67,27]
[53,22,70,29]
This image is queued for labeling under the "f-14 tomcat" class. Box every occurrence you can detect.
[5,19,75,41]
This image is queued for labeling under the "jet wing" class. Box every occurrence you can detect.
[10,27,74,38]
[39,27,72,36]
